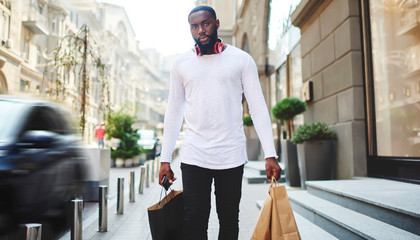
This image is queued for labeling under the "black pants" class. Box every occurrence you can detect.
[181,163,244,240]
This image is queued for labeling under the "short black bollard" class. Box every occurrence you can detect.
[25,223,42,240]
[71,199,83,240]
[99,185,108,232]
[117,178,124,214]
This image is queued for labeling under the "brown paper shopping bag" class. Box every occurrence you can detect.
[251,192,273,239]
[251,179,300,240]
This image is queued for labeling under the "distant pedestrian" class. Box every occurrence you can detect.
[95,123,106,149]
[159,5,281,240]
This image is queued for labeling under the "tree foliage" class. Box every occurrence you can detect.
[45,24,110,137]
[272,97,307,121]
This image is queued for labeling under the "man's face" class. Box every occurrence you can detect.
[188,10,219,50]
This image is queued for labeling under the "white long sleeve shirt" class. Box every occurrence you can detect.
[160,44,277,170]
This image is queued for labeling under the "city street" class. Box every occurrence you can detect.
[0,0,419,239]
[58,156,272,240]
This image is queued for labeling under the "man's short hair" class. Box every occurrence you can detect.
[188,6,217,21]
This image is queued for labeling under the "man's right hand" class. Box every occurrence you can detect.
[159,162,177,187]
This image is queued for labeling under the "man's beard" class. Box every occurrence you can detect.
[194,28,218,52]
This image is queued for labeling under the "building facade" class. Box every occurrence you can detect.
[199,0,274,159]
[291,0,420,183]
[203,0,419,183]
[0,0,167,145]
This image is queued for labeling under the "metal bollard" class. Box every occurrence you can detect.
[150,160,155,183]
[155,157,160,179]
[99,185,108,232]
[25,223,42,240]
[71,199,83,240]
[139,166,146,194]
[129,171,135,202]
[117,178,124,214]
[145,162,150,188]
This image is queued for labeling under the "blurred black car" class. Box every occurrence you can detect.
[0,95,89,233]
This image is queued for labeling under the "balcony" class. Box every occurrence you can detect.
[22,8,49,35]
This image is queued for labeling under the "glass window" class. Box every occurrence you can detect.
[51,18,56,34]
[21,27,30,61]
[290,44,304,129]
[290,44,302,99]
[369,0,420,157]
[36,46,41,65]
[270,72,277,109]
[0,9,10,41]
[20,79,29,92]
[277,64,287,101]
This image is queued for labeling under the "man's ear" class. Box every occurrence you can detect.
[216,19,220,29]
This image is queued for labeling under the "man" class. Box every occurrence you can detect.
[94,123,106,149]
[159,6,281,240]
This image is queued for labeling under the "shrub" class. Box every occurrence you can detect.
[243,115,253,126]
[272,98,306,121]
[291,122,336,144]
[106,109,140,160]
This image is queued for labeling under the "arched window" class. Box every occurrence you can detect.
[116,21,128,47]
[0,71,8,93]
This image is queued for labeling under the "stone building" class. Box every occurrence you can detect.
[291,0,420,182]
[197,0,420,183]
[196,0,273,159]
[0,0,166,144]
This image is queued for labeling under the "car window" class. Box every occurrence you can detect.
[53,109,71,134]
[22,107,62,134]
[0,100,27,139]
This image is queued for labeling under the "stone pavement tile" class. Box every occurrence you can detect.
[73,156,274,240]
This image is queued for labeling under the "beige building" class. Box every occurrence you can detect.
[291,0,420,182]
[0,0,167,145]
[197,0,273,159]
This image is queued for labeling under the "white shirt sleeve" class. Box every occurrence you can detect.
[242,56,278,159]
[160,65,186,163]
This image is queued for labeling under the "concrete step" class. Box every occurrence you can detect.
[288,191,420,240]
[243,171,270,184]
[305,178,420,235]
[255,200,338,239]
[244,160,285,184]
[294,212,339,240]
[243,171,285,184]
[245,160,267,176]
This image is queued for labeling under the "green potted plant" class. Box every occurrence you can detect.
[243,115,253,127]
[291,122,337,189]
[272,98,306,187]
[106,110,141,167]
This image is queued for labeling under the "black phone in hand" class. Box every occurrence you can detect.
[162,175,171,191]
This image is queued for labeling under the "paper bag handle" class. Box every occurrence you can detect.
[271,176,279,187]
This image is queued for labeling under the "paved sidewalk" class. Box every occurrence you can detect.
[60,157,273,240]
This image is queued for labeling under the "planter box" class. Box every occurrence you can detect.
[246,138,261,160]
[296,140,334,189]
[281,139,300,187]
[83,148,111,201]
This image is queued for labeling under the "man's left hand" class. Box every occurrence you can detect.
[265,157,282,182]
